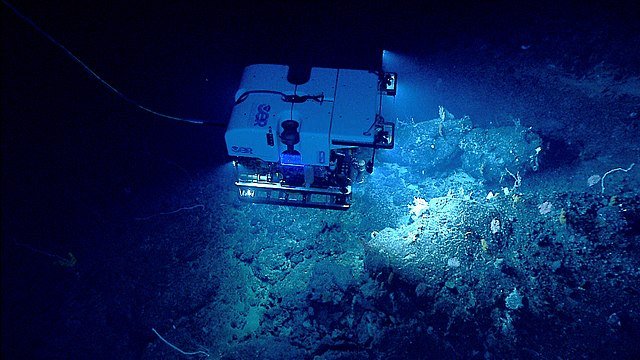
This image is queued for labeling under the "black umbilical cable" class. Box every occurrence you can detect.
[2,0,226,127]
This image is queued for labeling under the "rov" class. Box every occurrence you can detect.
[225,64,398,210]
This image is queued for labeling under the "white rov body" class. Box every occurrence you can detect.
[225,64,396,209]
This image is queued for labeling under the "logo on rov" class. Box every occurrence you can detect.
[254,104,271,127]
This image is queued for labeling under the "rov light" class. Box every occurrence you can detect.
[381,72,397,96]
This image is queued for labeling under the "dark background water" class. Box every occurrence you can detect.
[2,0,639,358]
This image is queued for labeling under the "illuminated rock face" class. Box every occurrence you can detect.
[378,115,541,186]
[460,126,542,184]
[365,190,496,284]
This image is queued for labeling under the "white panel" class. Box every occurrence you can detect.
[295,101,332,166]
[226,64,294,162]
[226,64,385,162]
[294,67,337,165]
[331,69,379,146]
[296,67,338,102]
[234,64,292,101]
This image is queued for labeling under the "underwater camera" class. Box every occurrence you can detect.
[225,64,397,209]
